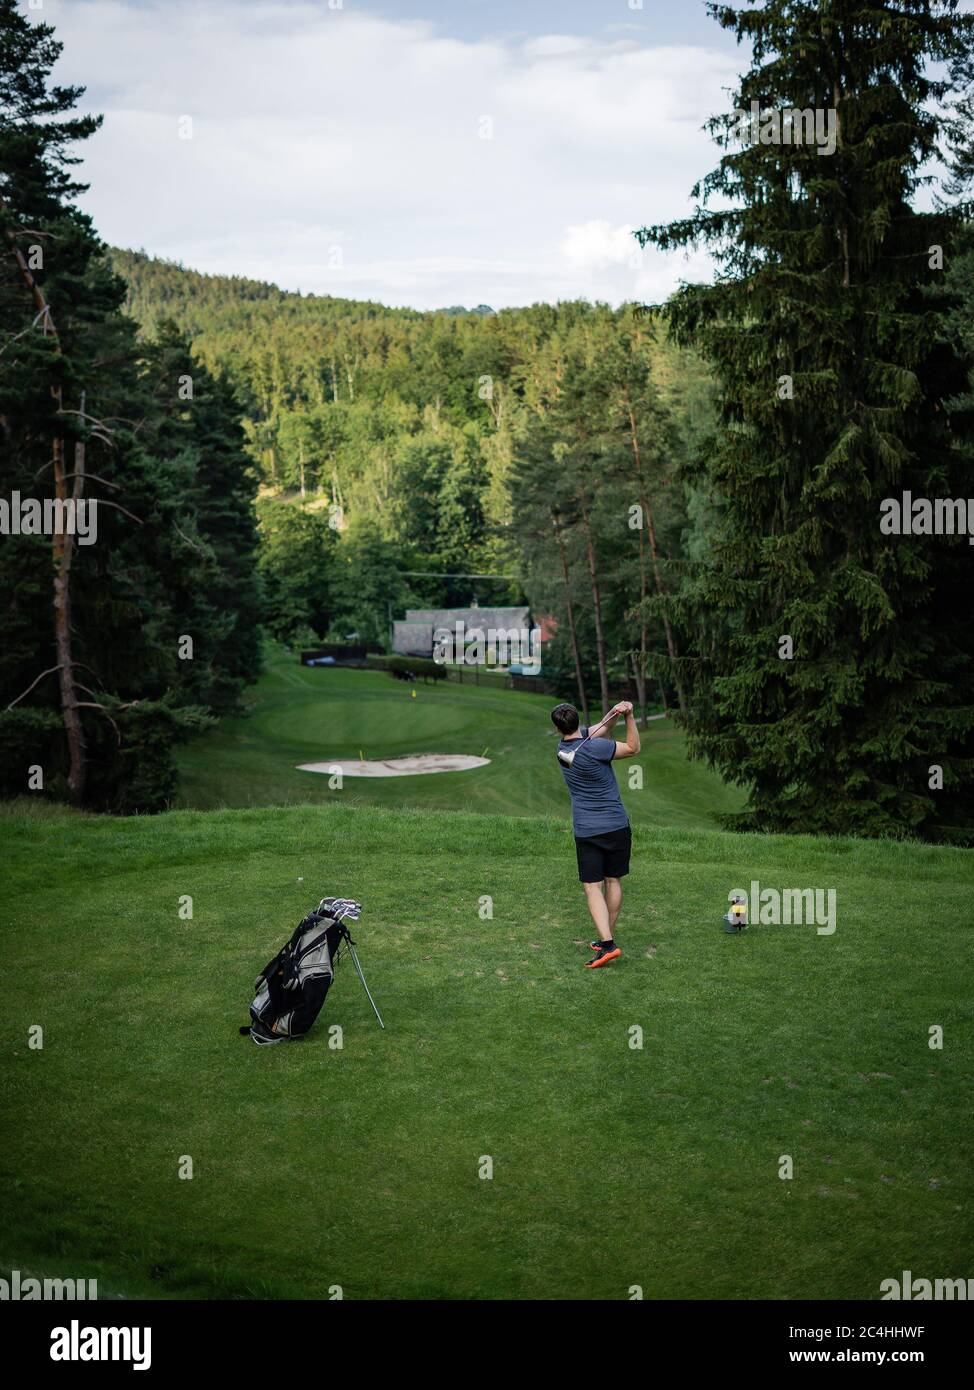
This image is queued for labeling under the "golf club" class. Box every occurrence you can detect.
[556,705,625,767]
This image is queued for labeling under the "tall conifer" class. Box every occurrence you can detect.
[639,0,974,841]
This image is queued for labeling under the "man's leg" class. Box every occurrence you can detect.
[604,876,622,933]
[583,880,612,942]
[583,878,622,969]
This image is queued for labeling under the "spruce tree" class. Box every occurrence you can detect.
[1,1,261,808]
[136,322,263,713]
[638,0,974,842]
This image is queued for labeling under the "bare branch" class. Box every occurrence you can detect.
[62,471,120,490]
[75,701,122,744]
[0,305,49,357]
[94,498,144,525]
[56,408,117,439]
[7,227,59,240]
[6,665,65,710]
[174,524,209,556]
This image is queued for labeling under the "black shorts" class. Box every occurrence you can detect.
[574,825,632,883]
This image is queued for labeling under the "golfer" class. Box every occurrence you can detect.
[551,700,640,968]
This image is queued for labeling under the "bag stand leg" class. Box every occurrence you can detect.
[337,925,385,1030]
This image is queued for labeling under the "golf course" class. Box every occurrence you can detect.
[2,657,972,1301]
[175,647,745,826]
[7,0,974,1342]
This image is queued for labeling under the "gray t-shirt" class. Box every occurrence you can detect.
[557,727,629,837]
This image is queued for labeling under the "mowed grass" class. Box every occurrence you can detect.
[1,799,972,1300]
[175,647,744,828]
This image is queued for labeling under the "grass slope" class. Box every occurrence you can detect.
[175,648,744,828]
[2,800,971,1300]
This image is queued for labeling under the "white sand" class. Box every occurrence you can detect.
[296,753,490,778]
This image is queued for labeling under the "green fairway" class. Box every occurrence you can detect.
[175,646,744,828]
[2,799,971,1300]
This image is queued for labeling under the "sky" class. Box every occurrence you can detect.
[32,0,942,312]
[30,0,751,309]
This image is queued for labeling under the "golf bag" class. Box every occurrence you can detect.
[241,897,362,1045]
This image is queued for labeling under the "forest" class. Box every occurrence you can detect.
[2,0,973,841]
[106,245,714,693]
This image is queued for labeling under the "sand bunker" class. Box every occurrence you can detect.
[297,753,490,778]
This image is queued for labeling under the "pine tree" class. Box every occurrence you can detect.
[136,322,263,713]
[638,0,974,842]
[1,0,108,800]
[1,2,261,808]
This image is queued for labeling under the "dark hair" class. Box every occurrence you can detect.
[550,703,579,735]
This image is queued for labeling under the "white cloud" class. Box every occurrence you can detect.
[560,221,640,271]
[42,0,735,308]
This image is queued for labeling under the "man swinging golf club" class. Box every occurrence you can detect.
[551,700,640,968]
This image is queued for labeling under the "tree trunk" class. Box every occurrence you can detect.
[834,81,850,288]
[5,211,87,800]
[579,499,610,713]
[657,661,669,715]
[53,416,87,801]
[552,513,589,724]
[637,511,648,725]
[629,649,647,726]
[626,400,687,718]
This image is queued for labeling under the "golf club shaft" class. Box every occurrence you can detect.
[591,707,621,736]
[577,705,622,747]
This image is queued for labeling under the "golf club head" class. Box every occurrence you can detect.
[556,747,576,767]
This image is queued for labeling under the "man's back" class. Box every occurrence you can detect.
[557,728,629,837]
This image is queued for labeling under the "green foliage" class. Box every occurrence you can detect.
[638,0,974,843]
[84,699,214,815]
[509,307,690,716]
[0,707,64,798]
[109,251,713,652]
[0,4,262,811]
[325,515,414,647]
[256,499,335,643]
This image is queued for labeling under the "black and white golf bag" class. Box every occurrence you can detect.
[241,897,362,1046]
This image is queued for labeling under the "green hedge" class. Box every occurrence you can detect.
[366,655,446,681]
[0,707,65,798]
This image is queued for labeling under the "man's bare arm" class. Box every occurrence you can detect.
[589,706,622,737]
[613,702,640,759]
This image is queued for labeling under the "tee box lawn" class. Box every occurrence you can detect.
[1,786,971,1299]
